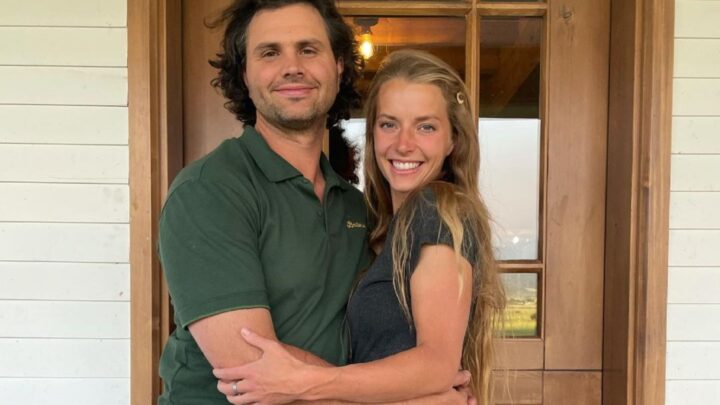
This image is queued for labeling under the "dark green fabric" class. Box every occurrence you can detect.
[157,127,372,404]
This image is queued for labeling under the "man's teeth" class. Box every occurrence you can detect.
[392,161,420,170]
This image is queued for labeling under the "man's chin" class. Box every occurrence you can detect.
[273,112,325,131]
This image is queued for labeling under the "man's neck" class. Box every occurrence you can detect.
[254,116,326,194]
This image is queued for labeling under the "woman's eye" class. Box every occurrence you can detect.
[419,124,436,132]
[378,122,396,130]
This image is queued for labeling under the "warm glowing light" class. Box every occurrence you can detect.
[359,33,374,60]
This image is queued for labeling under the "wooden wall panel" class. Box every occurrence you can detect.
[0,301,130,338]
[0,0,126,27]
[670,155,720,191]
[0,338,129,377]
[496,339,544,370]
[544,372,601,405]
[0,223,129,263]
[0,67,127,106]
[669,230,720,266]
[0,184,129,223]
[675,1,720,38]
[0,27,127,66]
[666,342,720,379]
[544,0,609,370]
[0,1,131,405]
[673,38,720,78]
[670,192,720,228]
[666,380,720,405]
[0,145,128,184]
[667,267,720,304]
[672,117,720,154]
[0,262,129,301]
[673,78,720,116]
[182,0,243,164]
[494,371,542,405]
[669,4,720,400]
[667,304,720,341]
[0,379,129,405]
[0,105,128,145]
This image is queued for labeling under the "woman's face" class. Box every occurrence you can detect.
[373,79,454,210]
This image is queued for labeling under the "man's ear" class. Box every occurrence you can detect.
[336,57,344,87]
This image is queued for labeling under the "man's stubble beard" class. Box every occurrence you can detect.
[261,100,326,132]
[252,80,338,133]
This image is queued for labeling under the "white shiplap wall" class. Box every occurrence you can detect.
[666,1,720,404]
[0,1,130,404]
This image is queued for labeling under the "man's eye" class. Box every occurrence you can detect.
[261,50,278,58]
[300,47,317,55]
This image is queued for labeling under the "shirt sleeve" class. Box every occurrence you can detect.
[159,178,268,329]
[405,191,478,279]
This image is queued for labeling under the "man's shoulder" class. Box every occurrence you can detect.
[168,135,255,194]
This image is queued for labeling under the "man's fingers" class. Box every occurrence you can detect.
[216,378,251,396]
[213,365,247,381]
[241,327,276,351]
[452,369,471,387]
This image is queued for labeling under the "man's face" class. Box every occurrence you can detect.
[244,3,344,131]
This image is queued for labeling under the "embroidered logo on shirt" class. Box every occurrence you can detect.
[346,220,366,229]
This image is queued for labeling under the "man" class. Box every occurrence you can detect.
[158,1,470,404]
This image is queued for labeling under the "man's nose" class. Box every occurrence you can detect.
[281,52,304,77]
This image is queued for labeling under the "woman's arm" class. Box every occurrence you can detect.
[214,244,473,404]
[304,244,473,402]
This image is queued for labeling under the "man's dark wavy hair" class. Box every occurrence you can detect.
[208,0,362,128]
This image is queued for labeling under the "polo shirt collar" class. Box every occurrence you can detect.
[320,152,354,191]
[244,126,354,191]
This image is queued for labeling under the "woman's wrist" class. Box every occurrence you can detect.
[299,364,341,401]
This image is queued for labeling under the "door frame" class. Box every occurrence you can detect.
[128,0,674,404]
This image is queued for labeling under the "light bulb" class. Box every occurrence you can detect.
[359,33,374,60]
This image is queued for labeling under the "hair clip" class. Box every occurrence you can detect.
[456,92,465,105]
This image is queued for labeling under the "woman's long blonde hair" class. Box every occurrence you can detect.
[363,50,506,404]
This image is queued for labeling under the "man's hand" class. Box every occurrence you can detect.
[215,328,315,405]
[451,370,477,405]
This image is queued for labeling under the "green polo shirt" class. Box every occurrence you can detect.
[157,127,372,405]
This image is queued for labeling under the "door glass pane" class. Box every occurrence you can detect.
[478,16,542,261]
[479,17,541,118]
[500,272,539,337]
[478,118,540,260]
[344,16,466,117]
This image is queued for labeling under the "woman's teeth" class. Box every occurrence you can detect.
[392,161,420,170]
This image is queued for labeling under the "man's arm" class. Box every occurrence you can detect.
[189,307,330,368]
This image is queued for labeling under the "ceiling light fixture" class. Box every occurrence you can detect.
[354,17,379,60]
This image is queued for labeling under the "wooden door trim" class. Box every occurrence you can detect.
[128,0,183,403]
[604,0,674,404]
[128,1,674,404]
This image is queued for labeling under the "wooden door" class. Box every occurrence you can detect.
[179,1,609,403]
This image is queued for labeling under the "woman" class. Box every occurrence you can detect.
[216,50,506,405]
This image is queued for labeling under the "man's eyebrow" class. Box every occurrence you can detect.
[252,38,326,53]
[297,39,325,48]
[252,42,279,53]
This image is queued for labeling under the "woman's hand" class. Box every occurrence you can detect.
[214,328,320,405]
